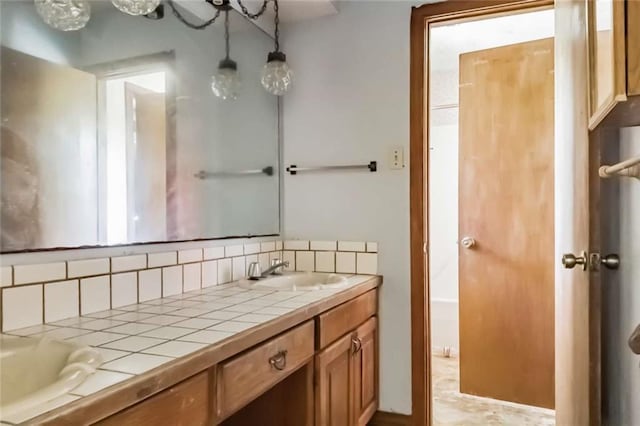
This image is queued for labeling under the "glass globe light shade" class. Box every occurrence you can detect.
[261,52,293,96]
[211,60,241,101]
[34,0,91,31]
[111,0,160,16]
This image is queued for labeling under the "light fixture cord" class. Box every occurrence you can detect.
[224,10,230,60]
[167,0,221,30]
[273,0,280,52]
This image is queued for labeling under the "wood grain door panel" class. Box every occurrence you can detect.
[555,0,599,422]
[316,332,353,426]
[458,38,555,409]
[97,372,210,426]
[353,317,378,426]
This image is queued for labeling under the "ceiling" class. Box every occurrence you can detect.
[89,0,337,35]
[177,0,337,35]
[277,0,338,23]
[429,8,555,72]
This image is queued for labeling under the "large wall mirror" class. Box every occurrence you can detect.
[0,0,280,253]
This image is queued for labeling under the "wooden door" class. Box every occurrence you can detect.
[124,82,167,242]
[458,38,555,409]
[352,317,378,426]
[555,0,600,423]
[316,333,353,426]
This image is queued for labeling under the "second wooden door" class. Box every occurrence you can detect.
[458,38,555,409]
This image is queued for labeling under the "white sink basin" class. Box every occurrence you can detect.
[239,272,349,291]
[0,334,102,420]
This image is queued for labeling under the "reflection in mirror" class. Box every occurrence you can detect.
[0,1,280,252]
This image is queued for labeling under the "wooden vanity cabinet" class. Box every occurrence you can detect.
[587,0,640,129]
[87,287,379,426]
[315,290,378,426]
[96,371,212,426]
[215,321,315,421]
[316,317,378,426]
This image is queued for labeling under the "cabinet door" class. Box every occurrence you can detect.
[587,0,626,128]
[352,317,378,426]
[315,332,353,426]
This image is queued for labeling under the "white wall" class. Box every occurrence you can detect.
[0,1,81,64]
[428,124,459,353]
[602,127,640,425]
[282,1,416,414]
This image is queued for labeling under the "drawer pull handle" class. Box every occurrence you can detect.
[269,350,288,371]
[351,336,362,354]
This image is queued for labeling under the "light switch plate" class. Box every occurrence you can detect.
[390,146,404,169]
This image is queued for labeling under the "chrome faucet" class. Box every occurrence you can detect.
[247,259,289,280]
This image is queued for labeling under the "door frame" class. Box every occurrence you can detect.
[409,1,553,424]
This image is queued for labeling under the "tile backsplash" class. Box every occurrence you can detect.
[0,238,377,332]
[283,240,378,276]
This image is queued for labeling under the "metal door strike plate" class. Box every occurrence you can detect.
[630,324,640,355]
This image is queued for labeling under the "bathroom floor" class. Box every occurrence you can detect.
[432,355,556,426]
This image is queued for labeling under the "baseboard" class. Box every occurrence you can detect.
[368,410,412,426]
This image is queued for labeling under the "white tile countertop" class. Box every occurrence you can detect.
[0,274,378,425]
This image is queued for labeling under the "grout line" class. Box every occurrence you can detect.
[41,283,46,325]
[181,265,184,293]
[136,271,141,304]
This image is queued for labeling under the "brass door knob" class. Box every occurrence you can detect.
[562,252,587,270]
[600,254,620,270]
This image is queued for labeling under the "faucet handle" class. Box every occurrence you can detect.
[247,262,262,279]
[270,258,280,266]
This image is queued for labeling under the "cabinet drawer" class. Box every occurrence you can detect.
[97,372,210,426]
[317,290,377,349]
[216,320,315,420]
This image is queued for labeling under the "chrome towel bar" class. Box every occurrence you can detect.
[194,166,274,179]
[286,161,377,175]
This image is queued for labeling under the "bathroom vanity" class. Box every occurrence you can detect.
[23,275,380,426]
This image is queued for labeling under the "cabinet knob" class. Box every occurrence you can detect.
[351,336,362,355]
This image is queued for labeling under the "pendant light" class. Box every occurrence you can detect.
[260,0,292,96]
[34,0,91,31]
[211,10,241,100]
[111,0,161,16]
[33,0,295,98]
